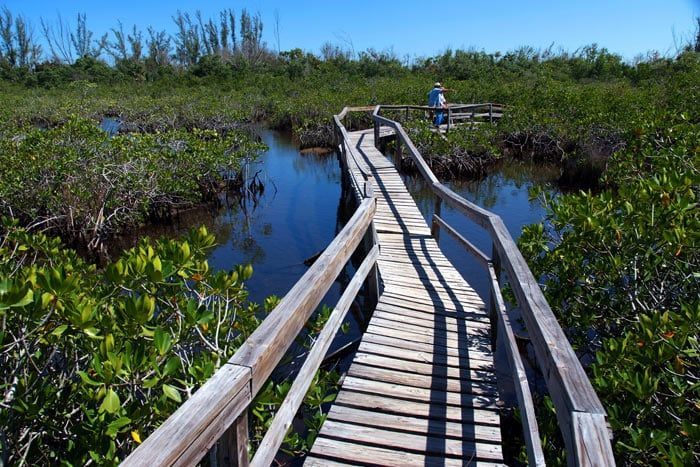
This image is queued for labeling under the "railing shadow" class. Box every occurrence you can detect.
[353,129,499,463]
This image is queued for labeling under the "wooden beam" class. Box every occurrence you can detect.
[122,364,251,466]
[488,264,545,466]
[229,197,376,394]
[250,246,379,467]
[433,214,490,269]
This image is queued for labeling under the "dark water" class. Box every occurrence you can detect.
[205,129,346,304]
[199,130,559,329]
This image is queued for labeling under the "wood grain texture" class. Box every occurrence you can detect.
[229,197,375,394]
[366,105,614,465]
[122,364,251,466]
[488,264,545,466]
[250,246,379,467]
[306,106,609,465]
[309,114,504,465]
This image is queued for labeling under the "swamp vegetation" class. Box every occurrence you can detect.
[0,6,698,465]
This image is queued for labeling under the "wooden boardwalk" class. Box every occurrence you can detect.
[306,129,504,465]
[123,105,614,467]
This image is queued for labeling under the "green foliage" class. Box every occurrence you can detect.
[403,118,501,177]
[0,116,264,251]
[519,120,699,464]
[0,222,258,464]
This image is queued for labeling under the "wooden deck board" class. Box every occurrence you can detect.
[306,128,502,465]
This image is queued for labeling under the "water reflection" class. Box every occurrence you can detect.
[206,129,344,304]
[99,117,121,136]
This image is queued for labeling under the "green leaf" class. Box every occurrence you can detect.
[154,328,173,356]
[99,389,121,414]
[143,377,160,389]
[106,416,132,437]
[83,327,102,339]
[78,370,103,387]
[162,384,182,403]
[51,324,69,337]
[11,288,34,308]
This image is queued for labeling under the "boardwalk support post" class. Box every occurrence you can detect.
[215,411,249,467]
[364,180,380,306]
[488,244,502,350]
[431,197,442,242]
[395,137,402,172]
[373,120,380,148]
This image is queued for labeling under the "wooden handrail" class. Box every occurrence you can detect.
[369,104,615,466]
[488,263,545,466]
[251,245,380,466]
[123,196,377,466]
[378,103,504,112]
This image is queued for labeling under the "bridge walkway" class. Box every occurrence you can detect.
[305,129,505,466]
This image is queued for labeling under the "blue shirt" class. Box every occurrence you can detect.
[428,87,443,107]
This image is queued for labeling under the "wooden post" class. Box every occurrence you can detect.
[363,182,380,305]
[447,107,452,133]
[431,196,442,242]
[395,136,402,172]
[373,120,380,148]
[405,107,409,122]
[488,244,502,351]
[366,224,380,306]
[216,411,249,467]
[489,103,493,124]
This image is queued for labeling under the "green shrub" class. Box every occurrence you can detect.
[0,222,258,464]
[0,117,264,251]
[518,119,699,464]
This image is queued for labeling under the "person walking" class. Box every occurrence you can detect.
[427,82,448,126]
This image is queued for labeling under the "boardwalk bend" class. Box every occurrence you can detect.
[123,104,616,466]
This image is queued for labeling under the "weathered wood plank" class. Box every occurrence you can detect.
[308,437,504,467]
[348,363,498,396]
[352,350,496,381]
[377,303,486,326]
[123,364,251,466]
[369,316,490,344]
[360,333,495,366]
[365,323,492,351]
[381,284,483,307]
[249,246,379,467]
[372,308,492,334]
[434,214,491,269]
[229,198,375,393]
[326,405,502,443]
[304,456,356,467]
[374,301,490,324]
[380,276,483,296]
[340,376,500,409]
[334,390,501,426]
[315,420,503,460]
[488,264,545,466]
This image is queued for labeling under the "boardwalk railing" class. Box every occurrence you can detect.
[123,179,378,465]
[377,103,504,132]
[362,104,615,466]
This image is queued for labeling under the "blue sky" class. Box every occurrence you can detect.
[3,0,699,61]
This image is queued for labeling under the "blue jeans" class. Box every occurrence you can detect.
[433,110,445,126]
